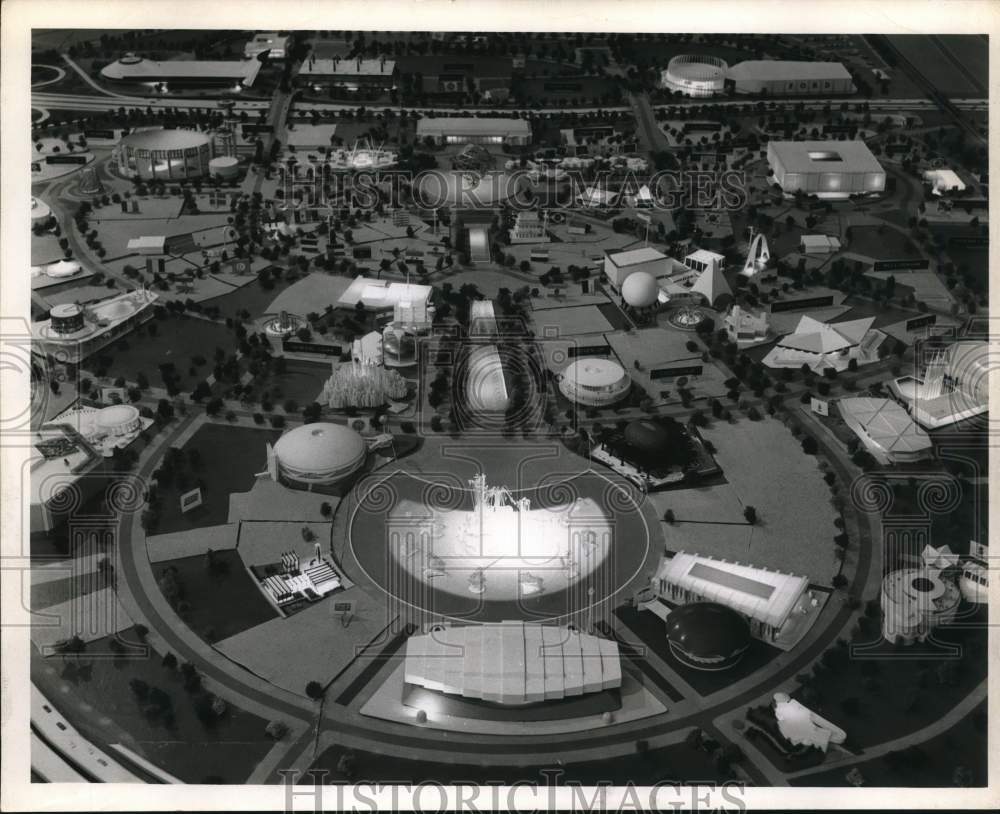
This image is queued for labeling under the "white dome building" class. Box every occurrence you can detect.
[620,271,660,308]
[559,358,631,407]
[96,404,142,437]
[269,422,367,490]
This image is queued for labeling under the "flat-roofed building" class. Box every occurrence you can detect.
[799,234,842,254]
[300,56,397,91]
[603,246,670,291]
[415,117,531,146]
[727,60,854,96]
[100,54,261,88]
[767,140,886,198]
[398,55,513,95]
[653,551,810,643]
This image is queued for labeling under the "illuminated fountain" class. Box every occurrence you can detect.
[263,310,304,336]
[667,306,708,330]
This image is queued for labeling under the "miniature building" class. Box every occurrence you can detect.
[268,423,367,490]
[726,60,853,95]
[244,32,290,59]
[767,140,886,198]
[300,56,397,91]
[881,566,961,645]
[558,358,631,407]
[116,129,214,180]
[509,211,548,244]
[762,315,886,372]
[415,117,531,146]
[772,693,847,752]
[404,621,621,705]
[837,397,933,464]
[100,53,261,88]
[959,542,989,605]
[603,247,670,292]
[398,55,513,96]
[661,55,728,97]
[799,234,842,254]
[665,602,752,671]
[888,340,990,429]
[683,249,726,275]
[653,551,810,643]
[725,305,770,347]
[620,271,661,309]
[923,168,966,196]
[33,288,158,364]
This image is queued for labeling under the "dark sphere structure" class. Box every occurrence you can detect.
[665,602,752,671]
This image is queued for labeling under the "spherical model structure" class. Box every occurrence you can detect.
[620,271,660,308]
[117,129,213,181]
[661,55,728,97]
[665,602,752,670]
[272,422,367,489]
[623,419,672,454]
[558,358,631,407]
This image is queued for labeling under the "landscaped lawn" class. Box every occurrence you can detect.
[847,226,921,261]
[250,359,329,408]
[199,275,297,322]
[154,550,279,643]
[792,604,988,750]
[308,738,729,785]
[31,630,274,784]
[148,424,283,535]
[84,313,239,393]
[791,701,988,787]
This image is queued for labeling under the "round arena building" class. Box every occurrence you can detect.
[95,404,142,437]
[271,422,367,490]
[559,358,631,407]
[665,602,752,670]
[661,55,728,97]
[116,129,213,181]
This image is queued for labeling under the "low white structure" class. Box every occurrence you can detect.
[653,551,810,643]
[126,235,167,255]
[404,622,621,704]
[244,32,290,59]
[772,693,847,752]
[838,397,933,464]
[415,117,531,146]
[48,403,151,456]
[762,315,885,373]
[559,358,631,407]
[338,277,433,314]
[923,168,966,196]
[800,234,842,254]
[725,305,770,347]
[767,140,886,198]
[603,247,670,292]
[888,341,990,429]
[660,54,728,97]
[881,566,961,645]
[100,54,261,88]
[576,186,620,208]
[727,60,853,96]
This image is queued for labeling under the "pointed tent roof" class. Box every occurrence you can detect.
[691,264,732,307]
[779,316,875,354]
